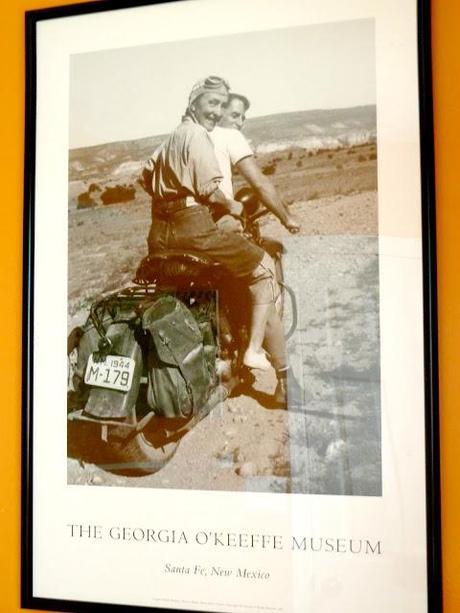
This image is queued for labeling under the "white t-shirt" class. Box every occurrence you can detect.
[209,126,253,198]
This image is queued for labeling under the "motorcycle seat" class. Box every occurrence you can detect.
[134,251,223,286]
[144,251,222,267]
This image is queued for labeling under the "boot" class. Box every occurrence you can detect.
[274,368,304,410]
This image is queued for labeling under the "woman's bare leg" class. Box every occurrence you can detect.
[263,304,287,370]
[243,303,272,370]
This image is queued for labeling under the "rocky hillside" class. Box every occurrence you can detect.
[69,105,376,182]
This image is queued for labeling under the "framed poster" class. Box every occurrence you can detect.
[22,0,441,611]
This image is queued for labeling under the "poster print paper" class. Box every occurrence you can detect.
[26,0,435,612]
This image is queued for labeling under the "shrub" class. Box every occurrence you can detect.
[368,153,377,161]
[262,163,276,176]
[328,153,334,159]
[77,191,97,209]
[100,184,136,205]
[287,151,293,160]
[336,164,343,170]
[308,151,314,157]
[358,154,367,162]
[296,160,303,168]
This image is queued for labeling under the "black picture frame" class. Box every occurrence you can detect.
[22,0,441,611]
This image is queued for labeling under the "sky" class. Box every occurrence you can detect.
[69,18,375,149]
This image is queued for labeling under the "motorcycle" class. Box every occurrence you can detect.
[67,189,298,476]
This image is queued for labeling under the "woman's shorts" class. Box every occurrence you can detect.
[148,205,265,278]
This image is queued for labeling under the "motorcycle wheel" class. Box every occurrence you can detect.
[96,387,183,477]
[103,423,180,477]
[68,411,180,478]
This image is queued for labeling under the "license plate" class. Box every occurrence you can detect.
[84,354,135,392]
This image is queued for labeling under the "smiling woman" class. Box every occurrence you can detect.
[187,75,231,131]
[190,91,228,132]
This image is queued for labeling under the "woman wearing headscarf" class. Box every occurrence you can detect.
[146,76,303,406]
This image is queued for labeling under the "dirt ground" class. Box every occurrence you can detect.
[67,146,381,496]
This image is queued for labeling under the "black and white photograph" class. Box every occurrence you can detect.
[66,19,381,495]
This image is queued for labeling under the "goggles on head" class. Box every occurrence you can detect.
[188,75,230,107]
[203,75,230,90]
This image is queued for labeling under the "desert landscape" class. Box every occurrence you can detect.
[67,106,381,496]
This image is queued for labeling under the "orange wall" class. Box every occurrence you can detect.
[432,1,460,610]
[0,1,457,611]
